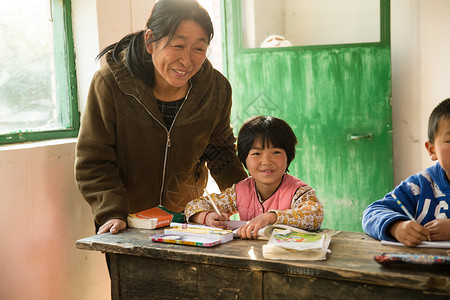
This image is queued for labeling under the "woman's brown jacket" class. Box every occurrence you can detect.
[75,52,247,225]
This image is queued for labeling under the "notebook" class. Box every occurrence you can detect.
[150,233,222,247]
[150,222,234,247]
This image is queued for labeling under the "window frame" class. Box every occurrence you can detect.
[0,0,79,145]
[231,0,390,54]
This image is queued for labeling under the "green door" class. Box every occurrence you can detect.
[223,0,393,231]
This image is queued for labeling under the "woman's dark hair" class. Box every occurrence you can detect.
[97,0,213,85]
[428,98,450,143]
[237,116,298,172]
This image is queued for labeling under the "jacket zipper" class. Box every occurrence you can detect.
[125,81,192,206]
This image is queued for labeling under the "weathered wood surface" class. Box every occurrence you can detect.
[77,229,450,298]
[109,253,263,300]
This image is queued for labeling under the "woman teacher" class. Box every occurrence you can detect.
[75,0,247,234]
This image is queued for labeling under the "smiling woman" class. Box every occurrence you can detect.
[145,20,209,99]
[75,0,247,240]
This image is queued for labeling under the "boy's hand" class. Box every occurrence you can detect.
[237,212,277,239]
[389,220,430,247]
[424,219,450,240]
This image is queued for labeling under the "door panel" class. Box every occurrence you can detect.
[223,0,393,231]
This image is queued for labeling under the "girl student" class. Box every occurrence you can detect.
[185,116,324,239]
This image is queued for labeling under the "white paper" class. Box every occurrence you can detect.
[381,239,450,249]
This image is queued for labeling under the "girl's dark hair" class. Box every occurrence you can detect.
[97,0,213,85]
[428,98,450,143]
[237,116,298,172]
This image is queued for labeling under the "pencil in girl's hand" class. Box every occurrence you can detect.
[204,189,222,216]
[392,193,415,221]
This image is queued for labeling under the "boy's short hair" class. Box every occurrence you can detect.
[237,116,297,171]
[428,98,450,143]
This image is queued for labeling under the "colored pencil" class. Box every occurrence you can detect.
[392,193,415,221]
[392,193,431,241]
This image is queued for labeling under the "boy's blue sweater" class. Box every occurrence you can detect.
[362,162,450,241]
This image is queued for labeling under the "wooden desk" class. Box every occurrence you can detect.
[76,229,449,300]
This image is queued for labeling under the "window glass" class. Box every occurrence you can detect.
[0,0,78,143]
[241,0,381,48]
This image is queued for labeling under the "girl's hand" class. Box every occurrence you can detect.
[237,212,277,239]
[424,219,450,240]
[204,211,230,229]
[97,219,127,234]
[389,220,430,247]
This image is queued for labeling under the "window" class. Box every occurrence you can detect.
[240,0,381,48]
[0,0,78,144]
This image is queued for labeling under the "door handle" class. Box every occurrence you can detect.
[348,133,373,141]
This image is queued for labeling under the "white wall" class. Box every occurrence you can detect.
[0,1,449,299]
[391,0,450,182]
[73,0,100,118]
[0,140,110,300]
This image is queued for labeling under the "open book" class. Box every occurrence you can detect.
[262,228,332,261]
[228,222,337,261]
[229,221,338,240]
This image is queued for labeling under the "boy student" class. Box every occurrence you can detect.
[185,116,324,239]
[363,98,450,247]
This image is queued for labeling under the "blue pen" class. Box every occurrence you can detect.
[392,193,415,220]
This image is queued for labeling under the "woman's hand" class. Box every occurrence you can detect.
[389,220,430,247]
[424,219,450,240]
[237,212,277,239]
[97,219,127,234]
